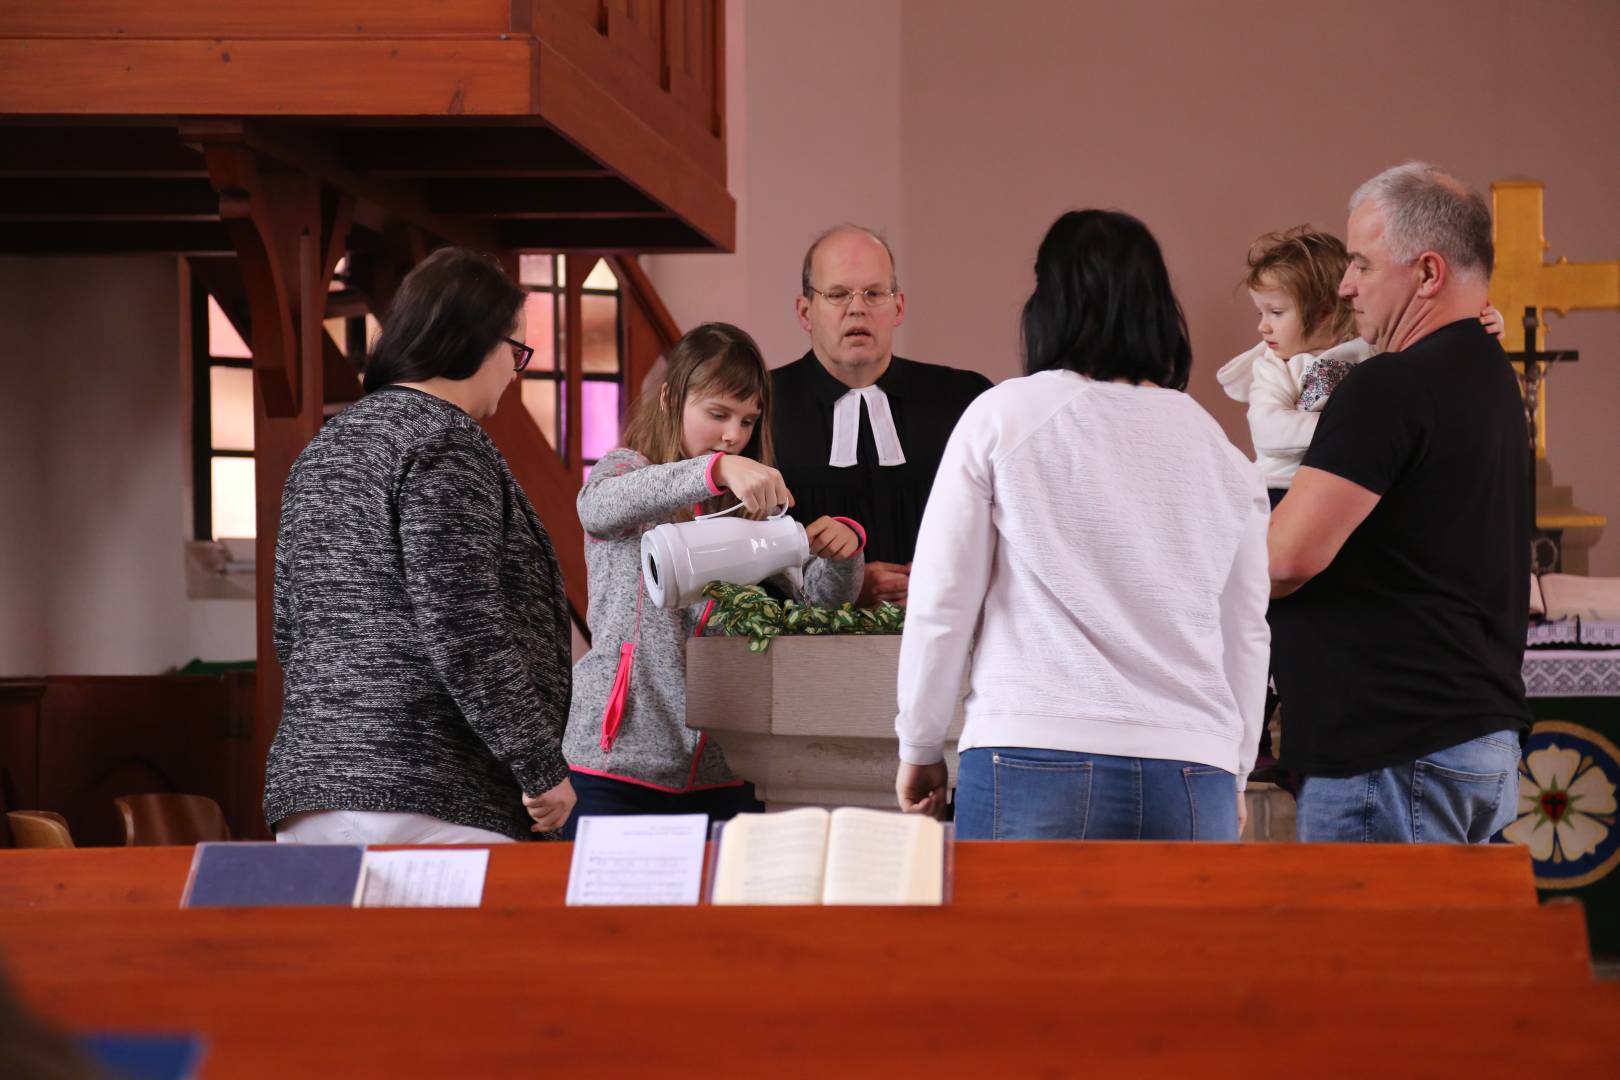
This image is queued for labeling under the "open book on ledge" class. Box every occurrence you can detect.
[710,807,949,905]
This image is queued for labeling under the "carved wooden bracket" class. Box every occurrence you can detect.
[180,120,353,419]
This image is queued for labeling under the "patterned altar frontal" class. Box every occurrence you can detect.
[1502,650,1620,957]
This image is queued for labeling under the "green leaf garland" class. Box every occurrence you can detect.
[701,582,905,653]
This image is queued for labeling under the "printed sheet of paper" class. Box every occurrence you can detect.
[360,849,490,908]
[565,814,709,906]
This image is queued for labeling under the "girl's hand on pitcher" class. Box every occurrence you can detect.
[713,454,793,516]
[805,516,860,560]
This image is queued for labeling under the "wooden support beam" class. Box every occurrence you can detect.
[184,130,354,838]
[181,119,502,255]
[424,176,662,215]
[611,255,682,345]
[335,125,607,177]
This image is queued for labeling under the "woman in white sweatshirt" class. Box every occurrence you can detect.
[893,210,1271,841]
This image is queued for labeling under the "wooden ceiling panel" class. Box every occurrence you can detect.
[0,126,207,177]
[0,220,233,255]
[0,1,514,39]
[333,125,608,177]
[0,177,220,221]
[0,39,534,116]
[0,3,734,254]
[424,176,662,216]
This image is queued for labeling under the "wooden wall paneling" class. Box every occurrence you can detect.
[528,6,726,183]
[0,1,514,38]
[544,0,610,36]
[0,39,534,117]
[34,677,238,847]
[222,673,264,840]
[529,42,733,251]
[663,0,717,132]
[605,0,662,86]
[0,681,46,812]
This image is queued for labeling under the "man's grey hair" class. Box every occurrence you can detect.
[1348,162,1494,279]
[801,224,899,298]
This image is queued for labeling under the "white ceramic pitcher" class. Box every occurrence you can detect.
[640,507,807,609]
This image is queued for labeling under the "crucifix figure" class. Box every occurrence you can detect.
[1491,179,1620,573]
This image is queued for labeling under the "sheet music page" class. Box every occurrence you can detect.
[822,808,943,905]
[565,814,709,906]
[710,808,830,905]
[361,849,489,908]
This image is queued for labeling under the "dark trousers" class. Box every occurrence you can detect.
[559,770,765,839]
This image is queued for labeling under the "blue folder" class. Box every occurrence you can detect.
[180,842,366,908]
[79,1034,205,1080]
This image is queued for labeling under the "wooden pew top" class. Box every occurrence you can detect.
[0,839,1539,911]
[0,904,1612,1077]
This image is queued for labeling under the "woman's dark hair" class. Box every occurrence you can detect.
[1021,210,1192,391]
[362,246,526,393]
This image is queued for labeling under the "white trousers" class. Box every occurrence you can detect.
[275,809,515,845]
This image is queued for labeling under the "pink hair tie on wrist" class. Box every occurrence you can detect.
[831,516,867,554]
[705,451,726,496]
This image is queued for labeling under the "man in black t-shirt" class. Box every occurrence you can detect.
[772,225,991,606]
[1268,163,1530,843]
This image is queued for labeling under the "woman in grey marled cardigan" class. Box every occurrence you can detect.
[554,323,864,837]
[265,248,577,845]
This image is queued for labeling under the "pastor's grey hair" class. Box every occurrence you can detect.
[1349,162,1494,280]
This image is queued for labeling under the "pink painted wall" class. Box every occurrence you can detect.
[0,257,258,675]
[650,0,1620,574]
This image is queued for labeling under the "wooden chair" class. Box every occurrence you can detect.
[113,794,231,846]
[7,810,75,849]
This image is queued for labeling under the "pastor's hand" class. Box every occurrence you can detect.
[858,561,910,607]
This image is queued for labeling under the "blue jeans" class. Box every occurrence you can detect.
[559,770,765,840]
[955,747,1239,841]
[1296,730,1522,843]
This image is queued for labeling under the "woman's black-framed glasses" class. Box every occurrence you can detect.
[505,336,535,373]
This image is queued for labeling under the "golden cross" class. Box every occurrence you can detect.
[1491,180,1620,458]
